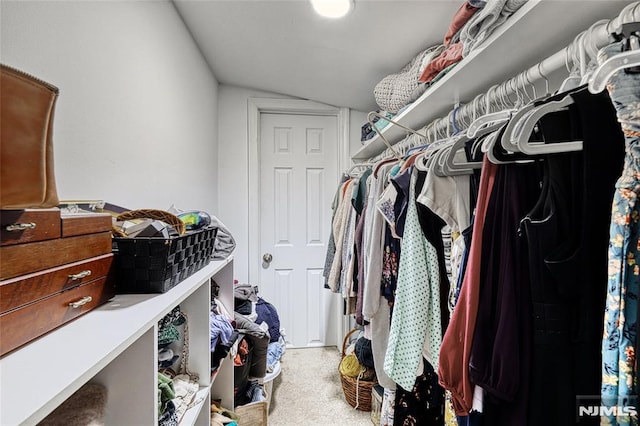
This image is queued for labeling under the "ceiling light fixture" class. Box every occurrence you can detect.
[310,0,354,19]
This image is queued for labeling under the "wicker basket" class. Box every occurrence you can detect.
[112,210,217,293]
[235,401,267,426]
[339,328,377,411]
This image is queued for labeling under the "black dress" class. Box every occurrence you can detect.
[522,87,624,426]
[468,160,542,425]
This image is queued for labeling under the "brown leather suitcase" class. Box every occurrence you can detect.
[1,64,60,209]
[0,210,116,356]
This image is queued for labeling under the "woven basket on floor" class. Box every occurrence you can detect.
[339,328,376,411]
[235,401,267,426]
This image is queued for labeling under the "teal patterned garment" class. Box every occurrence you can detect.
[601,41,640,426]
[384,168,442,391]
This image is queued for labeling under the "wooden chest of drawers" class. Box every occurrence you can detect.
[0,209,116,356]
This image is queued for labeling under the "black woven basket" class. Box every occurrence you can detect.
[112,226,217,293]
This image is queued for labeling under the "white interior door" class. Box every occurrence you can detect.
[258,112,338,348]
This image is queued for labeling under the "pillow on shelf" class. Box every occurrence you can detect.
[373,45,444,114]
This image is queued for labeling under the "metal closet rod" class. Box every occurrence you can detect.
[368,1,640,162]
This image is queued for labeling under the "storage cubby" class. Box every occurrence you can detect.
[0,256,234,426]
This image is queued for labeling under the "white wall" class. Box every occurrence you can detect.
[1,0,219,214]
[217,84,366,283]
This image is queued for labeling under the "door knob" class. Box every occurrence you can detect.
[263,253,273,264]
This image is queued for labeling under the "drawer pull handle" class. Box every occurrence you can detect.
[69,296,93,309]
[5,222,36,231]
[68,270,92,281]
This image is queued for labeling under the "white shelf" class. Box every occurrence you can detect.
[0,256,234,426]
[180,386,212,426]
[209,258,235,411]
[352,0,632,161]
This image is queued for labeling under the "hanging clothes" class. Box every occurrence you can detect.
[439,157,498,416]
[363,161,399,319]
[355,200,369,325]
[351,169,373,318]
[469,160,541,425]
[520,86,625,425]
[363,161,400,390]
[416,166,471,236]
[384,167,444,390]
[323,174,349,289]
[326,179,354,292]
[341,178,360,311]
[393,358,446,426]
[414,168,452,344]
[323,19,637,426]
[600,41,640,426]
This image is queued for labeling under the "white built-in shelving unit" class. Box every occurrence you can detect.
[0,256,234,426]
[352,0,633,162]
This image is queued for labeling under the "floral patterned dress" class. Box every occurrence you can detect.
[601,41,640,426]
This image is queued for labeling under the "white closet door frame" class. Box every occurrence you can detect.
[247,97,350,346]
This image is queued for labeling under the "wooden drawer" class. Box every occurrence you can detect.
[61,212,112,237]
[0,231,112,281]
[0,253,114,313]
[0,209,61,246]
[0,274,115,357]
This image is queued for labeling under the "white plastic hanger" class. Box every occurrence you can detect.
[433,146,452,177]
[470,120,509,158]
[501,63,557,153]
[429,145,449,176]
[467,109,514,138]
[469,82,522,148]
[346,163,373,177]
[482,129,506,164]
[445,134,480,171]
[413,118,451,172]
[588,4,640,94]
[558,32,589,93]
[512,95,582,155]
[579,20,610,87]
[434,143,476,177]
[467,84,516,156]
[589,35,640,93]
[482,124,535,165]
[500,75,539,153]
[435,105,482,175]
[423,118,456,173]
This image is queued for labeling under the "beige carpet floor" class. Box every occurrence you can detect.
[267,347,373,426]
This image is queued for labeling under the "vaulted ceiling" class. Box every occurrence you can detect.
[172,1,634,113]
[172,0,463,112]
